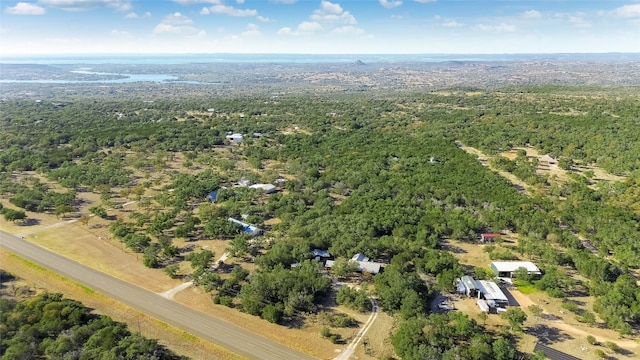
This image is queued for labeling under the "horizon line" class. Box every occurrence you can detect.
[2,51,639,57]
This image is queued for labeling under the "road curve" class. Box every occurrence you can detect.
[0,230,317,360]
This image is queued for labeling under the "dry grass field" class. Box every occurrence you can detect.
[0,248,244,360]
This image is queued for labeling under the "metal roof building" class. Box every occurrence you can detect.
[490,261,542,278]
[477,280,509,305]
[458,275,479,297]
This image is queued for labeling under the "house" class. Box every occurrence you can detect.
[490,261,542,279]
[228,217,262,236]
[325,253,384,274]
[457,276,479,297]
[225,133,243,143]
[479,233,502,243]
[476,280,509,306]
[249,183,277,194]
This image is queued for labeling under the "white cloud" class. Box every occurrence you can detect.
[124,11,150,19]
[522,10,541,19]
[277,27,293,35]
[475,23,516,32]
[4,2,46,15]
[612,4,640,18]
[414,0,436,3]
[201,4,257,16]
[278,0,366,37]
[241,23,261,37]
[310,1,356,25]
[270,0,296,3]
[110,29,131,37]
[442,20,463,28]
[379,0,402,9]
[256,15,272,22]
[568,14,591,28]
[236,0,245,4]
[173,0,221,5]
[298,21,324,32]
[38,0,132,12]
[153,12,203,35]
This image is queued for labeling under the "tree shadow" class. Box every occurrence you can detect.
[540,313,563,321]
[528,324,574,344]
[21,218,40,226]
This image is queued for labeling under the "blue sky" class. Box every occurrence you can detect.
[1,0,639,54]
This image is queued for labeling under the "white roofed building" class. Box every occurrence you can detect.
[249,183,277,194]
[477,280,509,306]
[490,261,542,279]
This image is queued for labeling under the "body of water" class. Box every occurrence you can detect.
[0,70,221,84]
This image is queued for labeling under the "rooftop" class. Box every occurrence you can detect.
[491,261,541,273]
[477,280,508,302]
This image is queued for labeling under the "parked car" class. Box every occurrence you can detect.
[437,302,454,311]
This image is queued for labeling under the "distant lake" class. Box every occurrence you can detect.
[0,70,219,84]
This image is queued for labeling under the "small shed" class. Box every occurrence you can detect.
[477,299,490,313]
[206,191,218,203]
[480,233,502,243]
[312,249,331,259]
[539,154,558,167]
[226,133,243,143]
[228,217,262,236]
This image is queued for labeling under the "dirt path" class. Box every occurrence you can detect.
[458,143,627,195]
[333,299,379,360]
[459,144,531,195]
[510,288,639,352]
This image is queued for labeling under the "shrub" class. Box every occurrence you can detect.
[604,341,620,353]
[320,327,330,338]
[262,304,283,324]
[561,300,579,313]
[594,349,607,359]
[219,295,234,307]
[586,335,597,345]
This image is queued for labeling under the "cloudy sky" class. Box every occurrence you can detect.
[1,0,639,55]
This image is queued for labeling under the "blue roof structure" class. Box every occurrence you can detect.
[228,217,262,236]
[207,191,218,202]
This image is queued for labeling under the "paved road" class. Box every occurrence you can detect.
[0,230,317,360]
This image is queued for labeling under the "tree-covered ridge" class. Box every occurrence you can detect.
[0,291,187,360]
[1,86,639,355]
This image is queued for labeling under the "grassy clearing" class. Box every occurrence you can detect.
[513,281,539,294]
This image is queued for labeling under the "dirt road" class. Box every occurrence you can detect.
[0,230,317,360]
